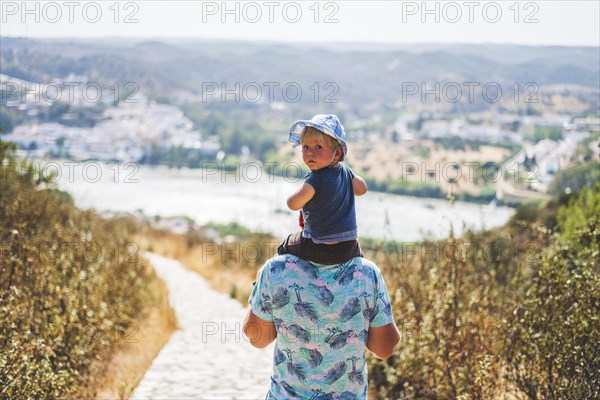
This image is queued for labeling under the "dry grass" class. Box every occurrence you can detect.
[135,229,261,305]
[181,245,257,304]
[87,268,177,400]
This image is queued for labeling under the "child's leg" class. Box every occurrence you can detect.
[278,233,363,264]
[277,231,308,258]
[310,239,363,265]
[277,232,328,263]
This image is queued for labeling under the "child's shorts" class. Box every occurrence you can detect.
[277,231,363,265]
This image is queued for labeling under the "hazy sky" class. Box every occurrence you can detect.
[1,0,598,46]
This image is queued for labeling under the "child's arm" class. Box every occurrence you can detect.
[243,309,277,349]
[287,183,316,211]
[352,174,368,196]
[366,322,401,359]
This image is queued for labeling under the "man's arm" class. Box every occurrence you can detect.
[287,183,316,211]
[352,175,368,196]
[366,322,401,359]
[243,309,277,348]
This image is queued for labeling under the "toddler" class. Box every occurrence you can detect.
[277,114,367,265]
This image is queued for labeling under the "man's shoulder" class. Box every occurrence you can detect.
[262,254,289,269]
[348,257,383,274]
[267,255,381,271]
[261,254,304,274]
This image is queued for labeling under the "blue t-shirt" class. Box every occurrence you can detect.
[248,254,395,400]
[303,163,357,243]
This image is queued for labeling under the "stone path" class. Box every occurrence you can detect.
[131,253,273,400]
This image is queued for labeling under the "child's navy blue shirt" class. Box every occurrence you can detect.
[302,163,357,243]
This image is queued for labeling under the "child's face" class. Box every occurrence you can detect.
[302,135,338,171]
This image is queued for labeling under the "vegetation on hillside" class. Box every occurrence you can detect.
[0,140,171,398]
[365,182,599,399]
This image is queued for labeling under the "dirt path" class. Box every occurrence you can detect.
[130,253,273,400]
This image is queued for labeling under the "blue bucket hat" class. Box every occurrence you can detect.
[289,114,348,161]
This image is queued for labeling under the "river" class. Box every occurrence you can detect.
[51,161,514,242]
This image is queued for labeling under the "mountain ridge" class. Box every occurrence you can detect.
[1,36,598,108]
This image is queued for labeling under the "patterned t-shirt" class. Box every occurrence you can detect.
[248,254,395,399]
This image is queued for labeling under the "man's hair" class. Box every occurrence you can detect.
[300,126,339,149]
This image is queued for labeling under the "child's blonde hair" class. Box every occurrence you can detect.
[300,127,339,149]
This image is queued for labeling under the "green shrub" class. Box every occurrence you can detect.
[0,140,159,398]
[548,160,600,197]
[532,125,563,143]
[502,183,600,399]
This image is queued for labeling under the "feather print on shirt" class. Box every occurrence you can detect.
[323,361,347,384]
[279,380,298,397]
[283,349,307,382]
[333,263,357,286]
[309,282,334,306]
[290,283,319,323]
[271,287,290,309]
[274,348,286,366]
[297,259,319,279]
[338,297,361,322]
[325,327,354,350]
[300,347,324,367]
[287,323,311,343]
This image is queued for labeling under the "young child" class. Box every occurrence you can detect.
[277,114,368,265]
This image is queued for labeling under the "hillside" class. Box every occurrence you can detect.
[2,37,598,110]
